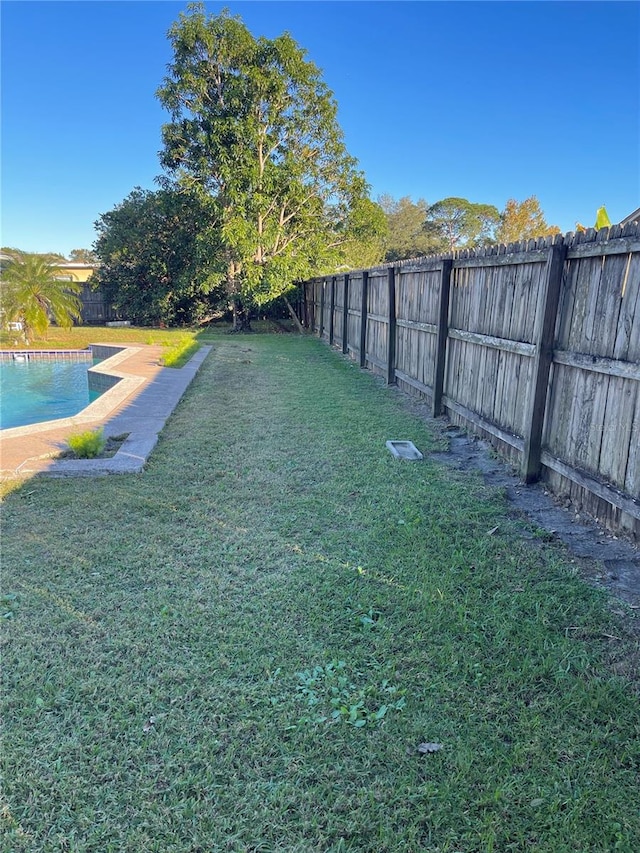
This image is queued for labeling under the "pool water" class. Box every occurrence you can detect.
[0,358,103,430]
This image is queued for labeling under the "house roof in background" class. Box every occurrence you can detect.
[620,207,640,225]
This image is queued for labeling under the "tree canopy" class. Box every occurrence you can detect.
[337,197,387,269]
[424,197,500,251]
[379,195,446,261]
[69,248,98,264]
[93,187,225,326]
[156,3,376,328]
[496,196,560,245]
[0,251,82,341]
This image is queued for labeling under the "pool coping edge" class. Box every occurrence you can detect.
[2,345,212,478]
[38,345,212,477]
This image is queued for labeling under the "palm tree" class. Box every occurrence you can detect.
[0,251,82,341]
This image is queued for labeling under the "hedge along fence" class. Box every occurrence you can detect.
[301,222,640,541]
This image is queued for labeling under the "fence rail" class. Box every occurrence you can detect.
[302,224,640,541]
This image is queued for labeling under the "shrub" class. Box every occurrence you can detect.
[67,428,106,459]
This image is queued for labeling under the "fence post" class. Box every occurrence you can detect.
[301,282,308,329]
[329,276,336,345]
[305,283,310,330]
[318,279,325,338]
[387,267,397,384]
[359,271,369,368]
[432,258,454,416]
[522,241,567,483]
[342,273,350,354]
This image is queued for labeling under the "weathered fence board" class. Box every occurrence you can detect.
[387,268,397,384]
[302,224,640,539]
[394,267,440,398]
[359,271,369,368]
[365,271,390,378]
[523,242,567,482]
[540,236,640,534]
[345,274,358,355]
[335,279,342,341]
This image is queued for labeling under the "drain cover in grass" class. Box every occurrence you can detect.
[386,440,423,460]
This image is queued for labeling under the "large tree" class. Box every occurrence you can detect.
[379,195,446,260]
[337,197,387,269]
[424,197,500,251]
[156,4,374,329]
[496,196,560,245]
[93,187,225,326]
[0,251,82,341]
[69,248,98,264]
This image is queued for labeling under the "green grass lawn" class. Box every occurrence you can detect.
[0,318,294,352]
[0,324,192,350]
[2,335,639,852]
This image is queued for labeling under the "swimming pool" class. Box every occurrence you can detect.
[0,353,103,430]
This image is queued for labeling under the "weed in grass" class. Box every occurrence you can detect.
[1,593,18,619]
[345,599,382,632]
[294,659,406,727]
[66,427,106,459]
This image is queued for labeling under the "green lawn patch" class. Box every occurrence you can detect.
[2,335,639,852]
[0,325,197,351]
[0,318,295,351]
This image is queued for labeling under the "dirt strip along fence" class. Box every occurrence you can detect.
[301,223,640,541]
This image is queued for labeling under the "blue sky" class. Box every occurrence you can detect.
[2,1,639,257]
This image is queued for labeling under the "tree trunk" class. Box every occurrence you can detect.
[283,295,305,334]
[227,260,252,332]
[231,298,252,332]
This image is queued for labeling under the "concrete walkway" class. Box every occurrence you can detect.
[0,344,211,479]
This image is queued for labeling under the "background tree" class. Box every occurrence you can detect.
[1,248,68,264]
[0,251,82,340]
[336,197,387,269]
[43,251,68,264]
[157,4,375,330]
[93,187,225,326]
[379,195,446,260]
[424,197,500,251]
[69,248,98,264]
[497,196,560,244]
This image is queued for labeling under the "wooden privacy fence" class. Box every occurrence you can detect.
[79,284,118,325]
[301,223,640,540]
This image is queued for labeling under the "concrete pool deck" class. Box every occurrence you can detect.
[0,344,211,479]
